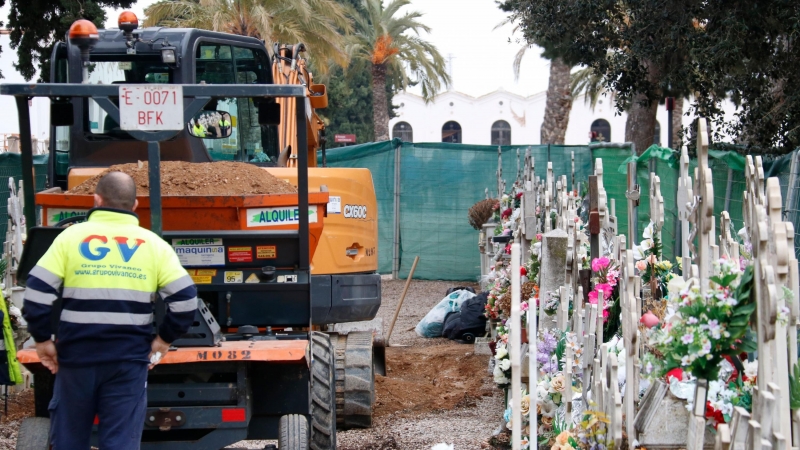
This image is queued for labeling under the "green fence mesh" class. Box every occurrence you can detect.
[323,142,616,280]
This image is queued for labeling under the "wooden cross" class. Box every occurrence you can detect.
[607,353,623,446]
[720,212,740,260]
[609,198,619,239]
[566,207,575,294]
[677,146,694,278]
[497,146,503,198]
[547,161,554,211]
[650,173,664,245]
[622,247,639,450]
[626,161,640,249]
[731,406,752,450]
[689,118,714,290]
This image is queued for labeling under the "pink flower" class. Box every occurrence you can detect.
[606,268,619,287]
[536,233,543,241]
[635,260,648,272]
[596,283,612,297]
[602,308,610,319]
[591,257,610,272]
[647,254,658,265]
[574,216,580,223]
[588,290,598,304]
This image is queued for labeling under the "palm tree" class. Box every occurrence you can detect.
[510,45,572,145]
[143,0,352,71]
[347,0,450,141]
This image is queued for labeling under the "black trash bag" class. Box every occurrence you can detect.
[442,292,488,343]
[445,286,476,296]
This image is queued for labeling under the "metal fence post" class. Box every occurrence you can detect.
[724,167,733,218]
[392,141,402,279]
[784,150,800,259]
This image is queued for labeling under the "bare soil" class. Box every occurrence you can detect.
[67,161,297,196]
[375,344,494,419]
[0,389,34,449]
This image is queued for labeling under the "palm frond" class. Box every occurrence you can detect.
[571,66,606,111]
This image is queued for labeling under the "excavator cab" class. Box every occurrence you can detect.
[48,26,285,190]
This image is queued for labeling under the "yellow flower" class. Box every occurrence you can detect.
[657,260,673,271]
[556,431,571,445]
[551,432,575,450]
[520,394,530,416]
[549,375,566,393]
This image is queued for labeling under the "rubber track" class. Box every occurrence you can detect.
[333,334,348,428]
[16,417,50,450]
[310,332,336,450]
[278,414,308,450]
[341,332,375,429]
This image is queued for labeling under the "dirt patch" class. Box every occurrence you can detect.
[68,161,297,196]
[375,343,493,418]
[0,389,34,448]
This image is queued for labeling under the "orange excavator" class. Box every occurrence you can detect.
[5,13,381,450]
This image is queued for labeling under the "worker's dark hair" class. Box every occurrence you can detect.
[95,171,137,211]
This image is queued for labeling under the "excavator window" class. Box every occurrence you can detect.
[194,42,278,162]
[83,57,174,136]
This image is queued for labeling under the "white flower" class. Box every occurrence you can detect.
[500,359,512,371]
[667,277,687,300]
[681,355,691,366]
[643,222,654,240]
[495,346,508,360]
[632,245,645,261]
[744,360,758,379]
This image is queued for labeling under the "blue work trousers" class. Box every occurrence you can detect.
[49,361,148,450]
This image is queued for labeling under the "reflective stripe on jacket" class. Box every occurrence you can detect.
[22,208,197,367]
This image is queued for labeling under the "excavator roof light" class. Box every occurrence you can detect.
[68,20,99,41]
[118,11,139,33]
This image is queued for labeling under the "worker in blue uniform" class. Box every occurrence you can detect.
[22,171,198,449]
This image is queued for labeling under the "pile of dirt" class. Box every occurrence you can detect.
[374,343,493,418]
[68,161,297,196]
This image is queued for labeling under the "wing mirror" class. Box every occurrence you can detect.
[188,111,232,139]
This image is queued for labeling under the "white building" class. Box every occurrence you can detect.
[389,87,736,147]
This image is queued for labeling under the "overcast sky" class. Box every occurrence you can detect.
[102,0,552,98]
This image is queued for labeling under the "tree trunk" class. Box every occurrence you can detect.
[625,93,659,155]
[371,63,390,141]
[671,97,683,149]
[540,58,573,145]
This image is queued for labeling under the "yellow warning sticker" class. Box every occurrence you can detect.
[224,271,243,283]
[245,273,260,284]
[195,269,217,276]
[191,275,213,284]
[256,245,277,259]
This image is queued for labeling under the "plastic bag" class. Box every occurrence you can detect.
[415,290,476,338]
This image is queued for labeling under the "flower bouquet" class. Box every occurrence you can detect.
[647,259,756,381]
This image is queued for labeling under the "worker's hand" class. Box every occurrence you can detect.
[35,340,58,375]
[149,335,170,370]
